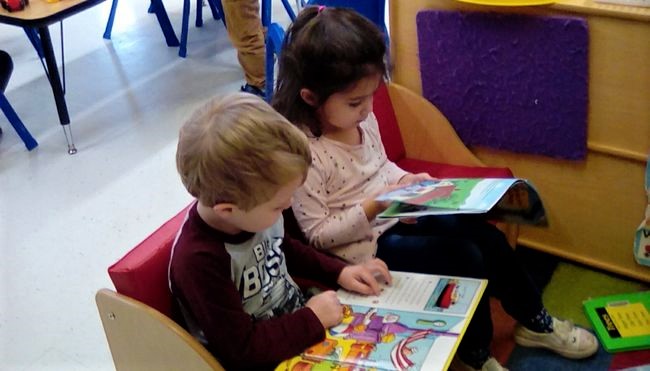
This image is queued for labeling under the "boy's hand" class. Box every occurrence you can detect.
[305,290,343,328]
[399,172,436,185]
[337,258,392,296]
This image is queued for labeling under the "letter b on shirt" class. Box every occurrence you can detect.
[242,266,261,298]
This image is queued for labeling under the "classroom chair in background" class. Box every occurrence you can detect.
[262,0,299,100]
[179,0,226,58]
[103,0,226,58]
[0,50,38,151]
[103,0,180,47]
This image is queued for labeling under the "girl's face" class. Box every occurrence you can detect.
[316,73,382,136]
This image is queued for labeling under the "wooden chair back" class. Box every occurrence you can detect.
[96,288,224,371]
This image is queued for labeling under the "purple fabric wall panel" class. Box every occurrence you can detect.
[416,11,589,160]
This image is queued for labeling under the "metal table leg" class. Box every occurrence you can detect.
[37,26,77,154]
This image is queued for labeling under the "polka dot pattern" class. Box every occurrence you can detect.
[291,113,408,262]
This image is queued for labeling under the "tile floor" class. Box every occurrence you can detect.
[1,1,292,369]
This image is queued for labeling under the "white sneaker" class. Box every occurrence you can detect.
[513,317,599,359]
[449,356,508,371]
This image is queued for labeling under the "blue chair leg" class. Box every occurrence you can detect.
[23,28,44,58]
[261,0,271,27]
[212,0,226,28]
[149,0,181,47]
[0,94,38,151]
[280,0,297,21]
[103,0,119,39]
[180,0,225,58]
[105,0,179,46]
[197,0,224,28]
[196,0,203,27]
[207,0,223,24]
[265,23,285,102]
[265,41,273,102]
[179,0,191,57]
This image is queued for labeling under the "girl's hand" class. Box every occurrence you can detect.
[399,217,418,224]
[399,172,435,185]
[361,184,405,220]
[337,258,392,296]
[306,290,343,328]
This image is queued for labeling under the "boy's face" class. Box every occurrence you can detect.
[226,176,303,233]
[316,73,382,136]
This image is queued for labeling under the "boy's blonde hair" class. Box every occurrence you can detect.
[176,93,311,210]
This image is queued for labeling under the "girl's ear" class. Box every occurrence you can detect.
[300,88,319,107]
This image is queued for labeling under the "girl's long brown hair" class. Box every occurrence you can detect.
[272,6,387,137]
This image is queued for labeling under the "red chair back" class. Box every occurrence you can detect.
[373,83,513,178]
[373,82,406,162]
[108,206,190,317]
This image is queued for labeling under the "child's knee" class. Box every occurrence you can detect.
[453,242,488,278]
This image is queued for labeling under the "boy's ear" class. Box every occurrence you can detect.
[212,203,237,218]
[300,88,319,107]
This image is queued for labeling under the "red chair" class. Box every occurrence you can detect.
[96,205,225,371]
[106,206,190,318]
[374,82,513,178]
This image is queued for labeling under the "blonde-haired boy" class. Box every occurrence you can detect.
[170,93,391,370]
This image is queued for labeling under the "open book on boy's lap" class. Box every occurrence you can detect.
[376,178,547,225]
[276,271,487,371]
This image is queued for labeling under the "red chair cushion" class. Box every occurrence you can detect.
[108,206,190,317]
[373,83,406,163]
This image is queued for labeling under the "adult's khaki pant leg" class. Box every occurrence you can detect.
[222,0,266,89]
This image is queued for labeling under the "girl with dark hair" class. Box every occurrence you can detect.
[274,6,598,371]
